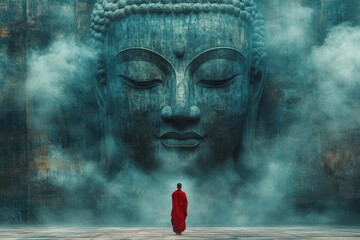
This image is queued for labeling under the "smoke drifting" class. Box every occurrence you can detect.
[248,2,360,225]
[265,1,314,52]
[22,1,360,226]
[311,24,360,132]
[26,38,94,130]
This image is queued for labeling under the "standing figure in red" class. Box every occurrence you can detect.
[171,183,188,235]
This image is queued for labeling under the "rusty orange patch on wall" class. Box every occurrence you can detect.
[33,145,48,171]
[0,26,9,38]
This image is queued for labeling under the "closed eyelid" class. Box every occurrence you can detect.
[118,74,163,82]
[118,74,163,89]
[200,73,241,81]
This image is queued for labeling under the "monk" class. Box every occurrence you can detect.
[171,183,188,235]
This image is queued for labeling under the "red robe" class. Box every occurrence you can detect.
[171,189,188,234]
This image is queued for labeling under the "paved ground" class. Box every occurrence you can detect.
[0,226,360,239]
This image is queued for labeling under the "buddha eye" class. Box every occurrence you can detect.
[198,74,240,88]
[190,56,244,89]
[118,74,163,89]
[114,49,174,90]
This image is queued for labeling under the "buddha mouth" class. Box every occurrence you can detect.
[156,132,206,148]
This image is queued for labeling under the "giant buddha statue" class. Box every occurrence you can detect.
[90,0,267,178]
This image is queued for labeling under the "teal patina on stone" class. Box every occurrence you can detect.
[90,0,267,177]
[91,0,266,79]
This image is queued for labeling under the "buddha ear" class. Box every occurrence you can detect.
[241,56,268,151]
[250,56,268,106]
[90,60,110,164]
[91,60,108,116]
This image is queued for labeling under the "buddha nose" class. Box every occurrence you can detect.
[161,72,201,123]
[161,105,201,123]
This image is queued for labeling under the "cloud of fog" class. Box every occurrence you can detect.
[30,145,177,225]
[246,5,360,224]
[311,24,360,132]
[25,38,96,223]
[26,37,94,130]
[265,1,314,53]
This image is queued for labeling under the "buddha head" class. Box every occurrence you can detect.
[90,0,267,175]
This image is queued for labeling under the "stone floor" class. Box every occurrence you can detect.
[1,226,360,239]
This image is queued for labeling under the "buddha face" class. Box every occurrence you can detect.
[102,13,260,174]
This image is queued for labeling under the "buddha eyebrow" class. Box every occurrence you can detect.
[113,47,175,75]
[113,47,173,67]
[185,47,246,72]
